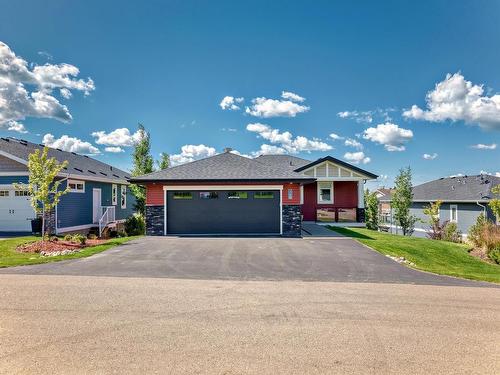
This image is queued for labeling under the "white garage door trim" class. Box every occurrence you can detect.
[162,185,283,236]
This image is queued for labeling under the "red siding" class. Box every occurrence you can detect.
[282,183,301,205]
[146,183,164,205]
[302,181,358,221]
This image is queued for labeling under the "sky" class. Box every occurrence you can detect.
[1,0,499,187]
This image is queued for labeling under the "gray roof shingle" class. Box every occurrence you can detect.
[255,155,311,172]
[0,137,130,182]
[130,152,315,182]
[380,175,500,202]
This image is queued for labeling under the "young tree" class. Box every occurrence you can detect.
[157,152,170,170]
[130,123,154,214]
[489,184,500,223]
[364,189,379,230]
[15,147,69,239]
[423,200,443,239]
[392,167,417,236]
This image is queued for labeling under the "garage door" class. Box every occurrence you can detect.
[167,190,281,235]
[0,188,35,232]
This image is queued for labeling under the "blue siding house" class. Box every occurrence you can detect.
[379,174,499,237]
[0,137,135,234]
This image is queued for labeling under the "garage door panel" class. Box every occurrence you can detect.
[0,191,34,232]
[167,190,280,234]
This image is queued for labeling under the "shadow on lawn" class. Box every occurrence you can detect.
[326,226,375,240]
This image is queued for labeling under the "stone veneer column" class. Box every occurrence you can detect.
[145,205,164,236]
[282,205,302,237]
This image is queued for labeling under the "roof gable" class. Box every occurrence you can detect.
[295,156,378,179]
[131,152,315,182]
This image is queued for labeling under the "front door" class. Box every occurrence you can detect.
[92,188,101,224]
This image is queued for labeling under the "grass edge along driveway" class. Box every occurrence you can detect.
[328,227,500,284]
[0,236,140,268]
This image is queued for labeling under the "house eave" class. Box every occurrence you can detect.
[129,178,316,185]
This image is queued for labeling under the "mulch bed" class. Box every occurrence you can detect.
[17,239,107,254]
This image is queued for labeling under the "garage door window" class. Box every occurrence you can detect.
[15,190,30,197]
[228,191,248,199]
[254,191,274,199]
[0,190,9,197]
[200,191,218,199]
[173,192,193,200]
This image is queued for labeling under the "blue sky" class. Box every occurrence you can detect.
[1,0,499,186]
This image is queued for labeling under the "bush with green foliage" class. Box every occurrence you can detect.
[63,234,73,242]
[392,167,418,236]
[468,214,488,248]
[468,214,500,264]
[125,214,146,236]
[442,222,462,243]
[87,233,97,240]
[72,234,87,245]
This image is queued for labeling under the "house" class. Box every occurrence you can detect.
[379,174,500,236]
[375,187,395,225]
[130,150,378,237]
[0,137,136,235]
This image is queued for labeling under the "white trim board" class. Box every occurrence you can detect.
[163,185,284,191]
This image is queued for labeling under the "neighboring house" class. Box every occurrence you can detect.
[0,137,135,234]
[375,187,395,225]
[379,174,500,236]
[130,149,378,237]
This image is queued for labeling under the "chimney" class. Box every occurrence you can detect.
[223,147,233,153]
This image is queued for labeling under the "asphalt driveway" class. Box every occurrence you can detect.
[0,236,489,286]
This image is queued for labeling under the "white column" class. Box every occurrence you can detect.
[357,180,364,208]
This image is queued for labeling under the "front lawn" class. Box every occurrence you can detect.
[0,236,139,268]
[328,227,500,283]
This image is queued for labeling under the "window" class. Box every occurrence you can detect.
[200,191,218,199]
[228,191,248,199]
[287,188,293,200]
[15,190,30,197]
[112,184,117,205]
[0,190,9,197]
[254,191,274,199]
[173,191,192,200]
[317,182,333,203]
[68,180,85,193]
[450,204,458,222]
[121,185,127,209]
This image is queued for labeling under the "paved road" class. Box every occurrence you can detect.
[0,236,489,286]
[0,275,498,375]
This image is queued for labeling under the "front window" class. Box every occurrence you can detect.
[287,188,293,200]
[112,184,117,205]
[68,180,85,193]
[0,190,9,197]
[450,205,458,222]
[317,182,333,203]
[200,191,218,199]
[121,185,127,209]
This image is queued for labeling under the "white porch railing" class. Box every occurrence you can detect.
[99,206,116,237]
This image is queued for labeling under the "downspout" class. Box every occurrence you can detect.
[476,201,487,217]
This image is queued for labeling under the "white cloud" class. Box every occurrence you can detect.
[251,144,288,157]
[403,72,500,131]
[337,110,373,123]
[343,151,371,164]
[59,88,72,99]
[104,146,124,153]
[91,128,142,147]
[470,143,497,150]
[362,122,413,152]
[246,123,332,154]
[378,174,388,182]
[245,94,310,118]
[1,120,27,133]
[170,144,217,166]
[496,172,500,177]
[220,127,237,132]
[281,91,305,102]
[329,133,344,140]
[344,138,363,149]
[42,133,99,154]
[220,96,244,110]
[0,41,94,129]
[229,149,252,158]
[422,153,438,160]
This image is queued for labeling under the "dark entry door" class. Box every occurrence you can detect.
[166,190,280,235]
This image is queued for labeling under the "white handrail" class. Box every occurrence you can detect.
[98,206,116,237]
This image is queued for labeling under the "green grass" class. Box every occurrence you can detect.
[328,227,500,283]
[0,236,140,268]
